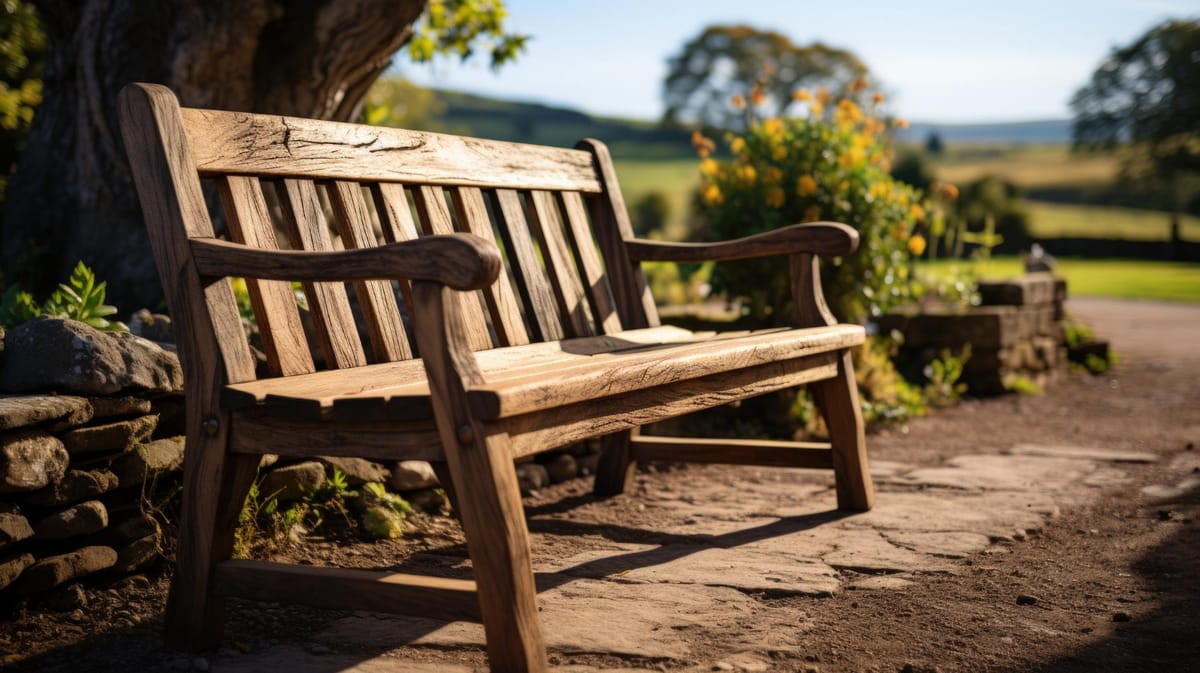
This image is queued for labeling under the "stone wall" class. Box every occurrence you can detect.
[878,273,1068,395]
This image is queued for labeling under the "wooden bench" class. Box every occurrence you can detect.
[119,82,873,672]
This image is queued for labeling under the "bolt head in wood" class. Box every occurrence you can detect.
[202,417,220,436]
[457,424,475,446]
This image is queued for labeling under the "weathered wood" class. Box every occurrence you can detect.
[412,185,494,351]
[190,235,501,290]
[119,82,260,651]
[214,560,481,622]
[592,430,635,497]
[501,352,840,457]
[627,222,859,263]
[370,182,421,317]
[575,139,658,329]
[275,178,367,369]
[182,107,603,192]
[451,187,531,346]
[228,412,442,462]
[558,191,623,335]
[217,175,315,377]
[631,436,834,469]
[526,190,593,337]
[326,180,411,361]
[412,281,548,672]
[493,189,564,341]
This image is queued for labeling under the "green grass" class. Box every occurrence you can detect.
[918,257,1200,302]
[931,144,1119,190]
[613,159,700,239]
[1027,202,1200,241]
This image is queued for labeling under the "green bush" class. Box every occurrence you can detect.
[692,91,928,324]
[0,261,124,330]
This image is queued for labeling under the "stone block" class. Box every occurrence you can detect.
[0,395,92,431]
[320,456,389,486]
[879,306,1019,350]
[114,533,161,573]
[62,414,158,455]
[111,511,161,542]
[26,469,119,506]
[15,546,117,593]
[260,461,326,501]
[516,462,549,494]
[86,396,153,420]
[389,460,438,491]
[0,552,34,590]
[112,437,184,488]
[977,273,1058,307]
[0,430,68,493]
[544,453,579,483]
[0,512,34,548]
[33,500,108,540]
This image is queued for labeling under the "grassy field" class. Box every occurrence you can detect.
[613,158,700,238]
[918,257,1200,302]
[930,144,1120,190]
[1026,202,1200,241]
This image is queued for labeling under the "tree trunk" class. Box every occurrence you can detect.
[2,0,425,311]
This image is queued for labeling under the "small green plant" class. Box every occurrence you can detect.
[0,261,125,330]
[1006,375,1042,395]
[922,345,971,407]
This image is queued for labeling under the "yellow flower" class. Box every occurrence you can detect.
[893,117,909,129]
[834,99,863,128]
[736,164,757,186]
[762,166,783,185]
[909,203,926,221]
[908,234,927,257]
[762,117,785,140]
[771,145,787,161]
[731,94,746,109]
[730,137,747,155]
[765,186,785,208]
[816,86,831,105]
[802,205,822,223]
[792,89,812,102]
[699,158,721,178]
[750,83,766,107]
[938,182,960,200]
[810,102,824,118]
[691,130,715,158]
[872,92,885,105]
[849,76,868,93]
[702,183,723,206]
[797,175,818,196]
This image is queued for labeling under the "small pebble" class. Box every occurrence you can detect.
[1113,611,1132,623]
[1016,594,1038,606]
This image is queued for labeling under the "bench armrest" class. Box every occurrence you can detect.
[190,233,502,291]
[624,222,858,263]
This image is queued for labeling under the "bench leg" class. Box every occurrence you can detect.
[812,350,874,511]
[165,417,259,650]
[592,429,635,497]
[444,430,548,672]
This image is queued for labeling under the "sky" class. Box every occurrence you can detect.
[401,0,1198,124]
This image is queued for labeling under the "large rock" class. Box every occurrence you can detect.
[515,462,549,495]
[0,394,92,431]
[389,460,438,491]
[33,500,108,540]
[0,552,34,590]
[0,430,68,492]
[128,309,174,343]
[114,533,161,573]
[321,456,389,486]
[260,461,326,502]
[26,469,119,506]
[111,511,161,542]
[15,546,117,593]
[61,414,158,456]
[87,396,153,420]
[112,437,184,488]
[0,512,34,548]
[0,317,183,395]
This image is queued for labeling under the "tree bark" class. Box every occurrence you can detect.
[2,0,426,310]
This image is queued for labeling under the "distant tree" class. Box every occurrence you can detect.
[1070,18,1200,246]
[0,0,44,207]
[362,76,448,131]
[631,191,671,237]
[924,130,944,156]
[955,175,1030,254]
[890,150,935,193]
[0,0,525,310]
[662,24,869,131]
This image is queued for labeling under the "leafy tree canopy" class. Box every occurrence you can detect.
[662,24,869,131]
[1071,18,1200,174]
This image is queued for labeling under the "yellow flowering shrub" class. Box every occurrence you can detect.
[693,96,928,324]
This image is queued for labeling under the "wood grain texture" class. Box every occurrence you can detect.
[500,352,840,457]
[118,82,260,651]
[575,139,658,329]
[217,176,315,377]
[411,281,548,671]
[369,182,421,317]
[181,107,602,193]
[630,436,834,469]
[412,185,494,352]
[592,430,635,497]
[493,189,563,341]
[275,178,367,369]
[450,187,531,346]
[214,560,481,622]
[526,190,593,337]
[626,221,860,263]
[326,180,411,361]
[558,191,623,335]
[228,413,443,462]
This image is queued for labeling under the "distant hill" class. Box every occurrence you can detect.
[419,87,1074,157]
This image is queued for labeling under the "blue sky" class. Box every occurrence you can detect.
[401,0,1197,123]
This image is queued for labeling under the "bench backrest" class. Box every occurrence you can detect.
[120,83,659,386]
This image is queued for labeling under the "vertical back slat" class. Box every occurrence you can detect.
[557,191,624,335]
[275,179,368,369]
[217,176,315,376]
[450,187,530,347]
[327,180,412,361]
[411,185,493,351]
[575,140,659,329]
[369,182,420,318]
[526,190,593,337]
[493,189,564,342]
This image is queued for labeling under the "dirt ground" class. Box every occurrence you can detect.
[2,296,1199,672]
